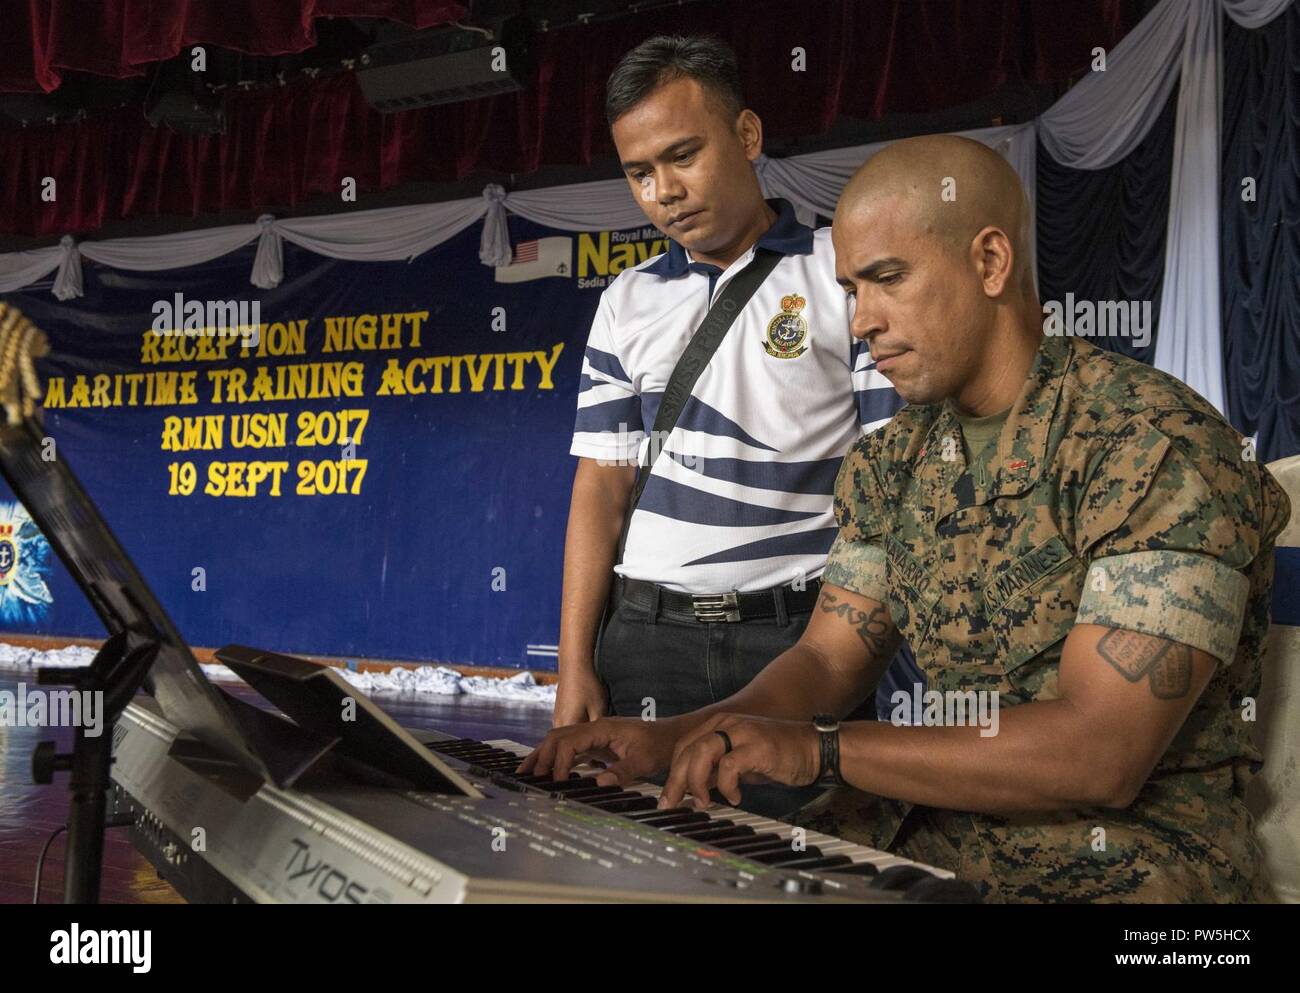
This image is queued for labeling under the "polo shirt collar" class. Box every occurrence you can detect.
[642,197,814,278]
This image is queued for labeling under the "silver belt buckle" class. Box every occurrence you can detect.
[692,590,740,623]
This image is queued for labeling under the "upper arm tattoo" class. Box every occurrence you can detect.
[818,587,893,659]
[1096,628,1193,700]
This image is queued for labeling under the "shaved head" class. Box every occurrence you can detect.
[832,134,1042,412]
[838,134,1033,290]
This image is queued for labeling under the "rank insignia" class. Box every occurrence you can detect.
[763,293,809,359]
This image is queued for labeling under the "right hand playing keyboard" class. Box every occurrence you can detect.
[516,714,685,786]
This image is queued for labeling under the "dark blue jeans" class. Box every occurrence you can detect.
[595,594,826,819]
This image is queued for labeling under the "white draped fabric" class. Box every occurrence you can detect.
[274,198,487,265]
[0,243,65,297]
[1,0,1292,415]
[749,123,1038,230]
[1037,0,1190,170]
[1037,0,1294,412]
[0,122,1036,296]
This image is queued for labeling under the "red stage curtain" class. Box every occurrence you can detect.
[0,0,1134,238]
[0,0,468,94]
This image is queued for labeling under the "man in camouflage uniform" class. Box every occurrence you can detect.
[519,135,1291,902]
[790,321,1290,902]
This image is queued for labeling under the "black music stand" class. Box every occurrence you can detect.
[31,630,159,903]
[0,416,474,902]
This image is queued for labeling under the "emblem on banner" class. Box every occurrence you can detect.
[0,523,17,586]
[763,294,809,359]
[0,502,52,623]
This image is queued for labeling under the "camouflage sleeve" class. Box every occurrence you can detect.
[823,535,887,600]
[1076,553,1248,664]
[824,431,889,600]
[1074,410,1263,665]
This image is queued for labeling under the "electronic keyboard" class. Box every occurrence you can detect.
[110,695,978,903]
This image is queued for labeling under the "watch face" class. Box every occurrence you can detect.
[813,715,837,732]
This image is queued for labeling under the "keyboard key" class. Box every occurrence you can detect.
[675,826,756,843]
[753,848,828,867]
[823,861,880,877]
[665,819,734,836]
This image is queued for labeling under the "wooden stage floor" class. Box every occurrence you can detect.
[0,667,555,904]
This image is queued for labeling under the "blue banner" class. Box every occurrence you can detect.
[0,214,673,669]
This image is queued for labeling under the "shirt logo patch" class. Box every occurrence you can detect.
[762,293,809,359]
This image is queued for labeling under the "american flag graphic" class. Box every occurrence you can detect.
[495,236,571,283]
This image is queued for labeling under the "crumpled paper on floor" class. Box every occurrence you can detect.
[0,641,555,705]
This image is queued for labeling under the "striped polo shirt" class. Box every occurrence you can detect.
[571,197,902,594]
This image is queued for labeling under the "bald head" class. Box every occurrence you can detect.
[836,134,1032,288]
[832,134,1043,412]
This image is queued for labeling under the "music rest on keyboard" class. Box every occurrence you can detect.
[110,696,979,903]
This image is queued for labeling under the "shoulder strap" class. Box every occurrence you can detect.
[615,246,783,564]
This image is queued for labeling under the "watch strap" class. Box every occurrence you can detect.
[814,715,844,786]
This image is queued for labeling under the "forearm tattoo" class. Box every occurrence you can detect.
[1096,628,1193,699]
[819,588,893,659]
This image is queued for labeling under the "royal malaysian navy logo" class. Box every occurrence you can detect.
[0,523,16,585]
[0,502,52,623]
[763,293,809,359]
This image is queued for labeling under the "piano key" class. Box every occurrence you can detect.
[720,841,803,859]
[434,744,501,756]
[823,861,880,877]
[785,856,853,871]
[560,786,626,800]
[628,810,710,829]
[674,825,757,843]
[666,819,735,836]
[427,738,481,750]
[747,846,826,865]
[533,781,599,794]
[701,832,784,851]
[463,755,521,767]
[863,856,920,870]
[513,773,579,785]
[472,755,524,767]
[807,845,873,863]
[710,812,820,845]
[539,778,600,792]
[587,796,659,813]
[582,792,652,808]
[622,806,695,822]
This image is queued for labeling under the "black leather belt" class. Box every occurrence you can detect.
[615,575,822,623]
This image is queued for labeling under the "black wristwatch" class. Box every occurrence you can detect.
[813,714,844,786]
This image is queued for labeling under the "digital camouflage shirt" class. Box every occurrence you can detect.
[796,333,1291,903]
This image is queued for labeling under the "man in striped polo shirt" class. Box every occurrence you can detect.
[556,35,909,733]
